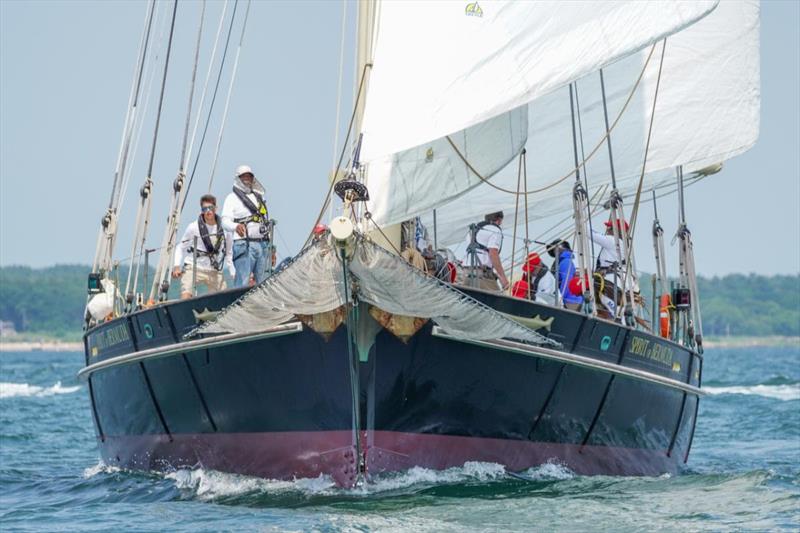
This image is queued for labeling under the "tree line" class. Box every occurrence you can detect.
[0,265,797,341]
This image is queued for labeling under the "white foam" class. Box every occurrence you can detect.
[162,461,512,500]
[519,461,575,481]
[704,384,800,401]
[0,381,81,399]
[83,461,121,478]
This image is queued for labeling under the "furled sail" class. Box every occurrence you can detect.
[422,0,760,247]
[358,0,720,227]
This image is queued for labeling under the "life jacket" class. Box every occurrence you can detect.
[190,215,225,271]
[232,187,269,225]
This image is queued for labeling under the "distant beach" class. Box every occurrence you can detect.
[0,341,83,352]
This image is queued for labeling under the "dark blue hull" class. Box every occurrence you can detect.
[82,286,701,486]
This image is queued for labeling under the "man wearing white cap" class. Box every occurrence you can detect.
[221,164,271,287]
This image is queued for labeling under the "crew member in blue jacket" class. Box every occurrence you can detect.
[547,239,583,310]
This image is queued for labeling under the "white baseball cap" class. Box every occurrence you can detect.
[235,165,254,177]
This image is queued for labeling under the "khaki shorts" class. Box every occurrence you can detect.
[180,266,226,295]
[458,267,501,292]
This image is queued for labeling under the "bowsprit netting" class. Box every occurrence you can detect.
[187,234,558,347]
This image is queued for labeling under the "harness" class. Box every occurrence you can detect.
[529,266,548,294]
[189,215,225,271]
[466,221,503,255]
[232,187,269,236]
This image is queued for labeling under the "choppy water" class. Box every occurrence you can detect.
[1,345,798,532]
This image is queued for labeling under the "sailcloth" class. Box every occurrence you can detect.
[359,0,720,228]
[422,0,760,247]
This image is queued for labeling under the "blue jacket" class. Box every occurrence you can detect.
[555,250,583,305]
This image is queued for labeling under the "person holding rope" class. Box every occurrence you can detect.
[461,211,509,292]
[172,194,234,300]
[221,165,272,288]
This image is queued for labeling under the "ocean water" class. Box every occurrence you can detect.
[1,345,798,532]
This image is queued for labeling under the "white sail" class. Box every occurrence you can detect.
[423,0,760,247]
[359,0,719,227]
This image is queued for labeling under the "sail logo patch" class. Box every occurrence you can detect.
[465,2,483,17]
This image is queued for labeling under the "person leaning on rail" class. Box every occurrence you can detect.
[221,164,271,288]
[460,211,510,292]
[172,194,234,300]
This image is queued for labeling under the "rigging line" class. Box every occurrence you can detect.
[181,0,240,211]
[444,43,657,197]
[505,184,608,272]
[523,148,530,254]
[108,0,156,210]
[207,0,252,192]
[145,0,178,180]
[178,0,206,173]
[305,62,373,249]
[628,38,667,242]
[618,38,667,312]
[573,81,596,263]
[185,0,229,172]
[328,0,349,222]
[330,0,348,173]
[508,152,524,291]
[599,68,617,189]
[128,0,180,301]
[151,0,208,301]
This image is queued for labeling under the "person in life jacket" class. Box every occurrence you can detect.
[221,165,272,288]
[461,211,509,291]
[511,252,556,305]
[590,218,640,292]
[546,239,583,310]
[172,194,234,299]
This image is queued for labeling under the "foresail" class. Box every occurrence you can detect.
[359,0,720,227]
[423,0,760,248]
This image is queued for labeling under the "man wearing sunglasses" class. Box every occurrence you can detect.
[172,194,234,300]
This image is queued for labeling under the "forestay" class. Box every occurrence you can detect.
[359,0,720,228]
[422,0,760,247]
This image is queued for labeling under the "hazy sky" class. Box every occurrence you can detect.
[1,0,798,277]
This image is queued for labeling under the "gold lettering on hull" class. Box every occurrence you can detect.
[89,322,131,357]
[627,335,676,369]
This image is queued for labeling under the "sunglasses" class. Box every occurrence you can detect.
[201,205,216,212]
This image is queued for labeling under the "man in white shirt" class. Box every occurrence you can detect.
[220,165,271,288]
[590,218,639,291]
[172,194,234,299]
[461,211,509,291]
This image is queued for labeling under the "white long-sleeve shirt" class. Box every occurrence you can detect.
[174,220,234,275]
[221,189,267,240]
[591,230,639,291]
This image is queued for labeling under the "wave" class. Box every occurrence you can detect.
[704,384,800,401]
[162,461,574,501]
[0,381,81,399]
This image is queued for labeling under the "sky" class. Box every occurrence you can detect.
[1,0,798,277]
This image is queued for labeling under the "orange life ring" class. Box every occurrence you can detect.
[659,293,672,338]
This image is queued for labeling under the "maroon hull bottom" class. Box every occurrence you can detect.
[100,430,679,487]
[100,431,360,487]
[366,431,678,478]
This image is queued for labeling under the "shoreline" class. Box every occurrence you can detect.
[0,341,83,352]
[0,336,797,353]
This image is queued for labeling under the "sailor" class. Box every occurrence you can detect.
[591,218,639,291]
[462,211,509,291]
[546,239,583,310]
[511,252,556,305]
[172,194,234,300]
[221,165,272,288]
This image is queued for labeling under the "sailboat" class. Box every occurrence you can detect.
[79,0,759,488]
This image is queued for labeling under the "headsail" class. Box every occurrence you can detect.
[423,0,760,247]
[358,0,720,227]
